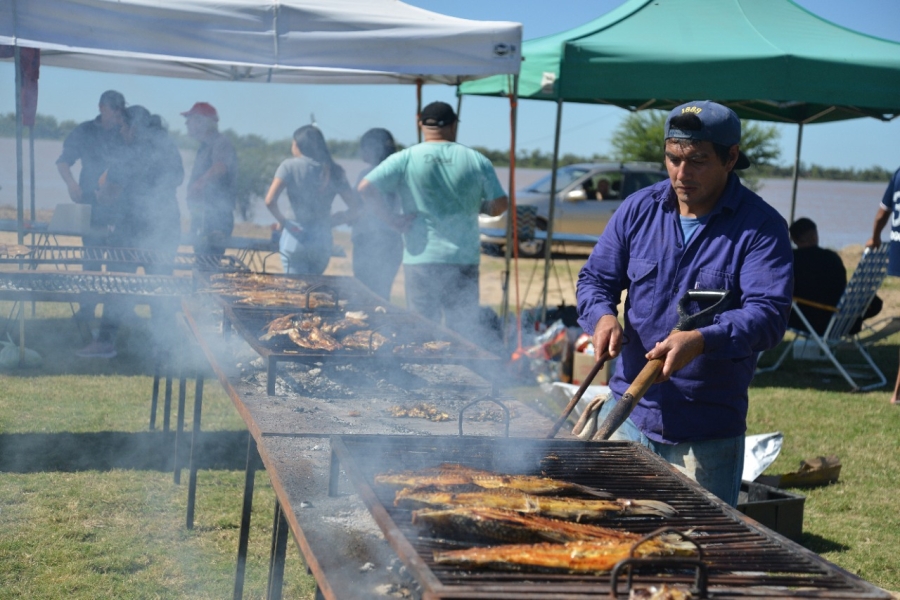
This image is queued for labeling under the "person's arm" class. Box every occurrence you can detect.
[189,161,228,197]
[264,177,294,233]
[56,161,82,203]
[866,206,890,248]
[482,195,508,217]
[331,171,363,227]
[358,179,416,233]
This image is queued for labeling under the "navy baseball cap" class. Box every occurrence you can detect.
[665,101,750,170]
[419,101,457,128]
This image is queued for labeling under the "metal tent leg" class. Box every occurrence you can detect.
[186,377,203,529]
[173,370,187,484]
[266,498,289,600]
[233,433,259,600]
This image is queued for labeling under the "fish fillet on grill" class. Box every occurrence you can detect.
[433,537,696,574]
[341,330,389,351]
[412,506,642,544]
[375,463,611,498]
[394,487,676,521]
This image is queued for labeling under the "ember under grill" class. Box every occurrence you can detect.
[0,245,248,272]
[223,305,501,396]
[329,435,891,599]
[0,271,196,302]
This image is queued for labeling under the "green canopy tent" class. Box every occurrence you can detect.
[460,0,900,317]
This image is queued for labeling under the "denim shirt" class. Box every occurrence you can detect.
[576,174,793,444]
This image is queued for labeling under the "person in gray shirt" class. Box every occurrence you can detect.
[264,125,360,275]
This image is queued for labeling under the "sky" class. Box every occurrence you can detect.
[2,0,900,170]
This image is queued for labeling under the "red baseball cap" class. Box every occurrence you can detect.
[181,102,218,121]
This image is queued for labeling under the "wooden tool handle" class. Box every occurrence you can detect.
[593,357,663,440]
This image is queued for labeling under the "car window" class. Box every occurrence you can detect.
[622,171,668,197]
[588,172,622,200]
[528,166,591,194]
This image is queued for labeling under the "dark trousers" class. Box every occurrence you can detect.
[403,263,479,340]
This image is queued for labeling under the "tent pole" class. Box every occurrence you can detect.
[14,46,25,246]
[789,122,803,225]
[501,76,519,346]
[416,78,423,143]
[455,84,463,122]
[29,126,36,226]
[540,99,564,323]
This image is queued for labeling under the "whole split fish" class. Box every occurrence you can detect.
[394,487,676,521]
[375,463,612,498]
[412,506,643,544]
[433,537,696,574]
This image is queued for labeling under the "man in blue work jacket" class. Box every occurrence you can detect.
[576,101,793,506]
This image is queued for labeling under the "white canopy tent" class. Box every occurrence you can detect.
[1,0,522,239]
[0,0,521,83]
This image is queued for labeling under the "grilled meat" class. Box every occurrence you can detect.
[340,330,389,351]
[259,313,300,341]
[433,537,695,574]
[412,506,641,544]
[288,318,341,351]
[394,487,676,521]
[375,463,611,498]
[320,314,368,336]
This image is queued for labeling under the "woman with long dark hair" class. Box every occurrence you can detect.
[350,128,403,300]
[265,125,359,275]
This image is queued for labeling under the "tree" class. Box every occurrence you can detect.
[610,109,782,190]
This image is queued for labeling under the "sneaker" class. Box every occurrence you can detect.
[75,340,117,359]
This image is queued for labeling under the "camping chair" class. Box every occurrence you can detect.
[757,245,889,391]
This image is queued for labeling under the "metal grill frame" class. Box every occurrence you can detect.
[329,435,892,600]
[222,304,501,396]
[0,271,196,303]
[0,245,248,272]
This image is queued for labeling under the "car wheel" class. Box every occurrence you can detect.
[517,219,547,259]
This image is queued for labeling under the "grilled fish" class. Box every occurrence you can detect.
[412,506,642,544]
[433,537,695,574]
[375,463,612,498]
[394,487,676,521]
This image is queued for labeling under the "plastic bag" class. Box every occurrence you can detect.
[0,334,42,368]
[741,432,783,482]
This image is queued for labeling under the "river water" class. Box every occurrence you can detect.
[0,138,889,250]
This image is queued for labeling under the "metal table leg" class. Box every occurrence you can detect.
[163,375,173,432]
[186,377,203,530]
[266,498,289,600]
[233,434,259,600]
[173,369,187,485]
[149,362,160,430]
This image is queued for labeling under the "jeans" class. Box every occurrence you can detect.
[403,263,479,340]
[596,393,744,506]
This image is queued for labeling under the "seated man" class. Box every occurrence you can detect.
[789,217,881,335]
[596,177,612,200]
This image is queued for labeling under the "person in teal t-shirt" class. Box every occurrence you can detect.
[358,102,507,340]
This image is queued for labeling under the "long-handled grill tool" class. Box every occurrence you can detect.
[593,289,731,441]
[546,351,610,439]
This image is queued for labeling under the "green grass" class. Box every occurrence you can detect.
[2,298,900,596]
[0,304,316,599]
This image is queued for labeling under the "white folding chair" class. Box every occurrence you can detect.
[757,245,889,391]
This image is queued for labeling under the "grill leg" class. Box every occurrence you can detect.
[233,433,258,600]
[266,498,289,600]
[163,375,173,433]
[267,359,276,396]
[186,377,203,530]
[173,370,187,485]
[149,363,160,430]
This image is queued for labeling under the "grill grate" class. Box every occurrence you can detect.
[0,245,248,272]
[330,435,891,599]
[0,271,196,299]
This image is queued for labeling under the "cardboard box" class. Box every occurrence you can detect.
[572,351,613,385]
[737,480,805,541]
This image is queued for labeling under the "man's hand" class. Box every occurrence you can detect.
[591,314,623,362]
[645,330,705,383]
[66,181,83,203]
